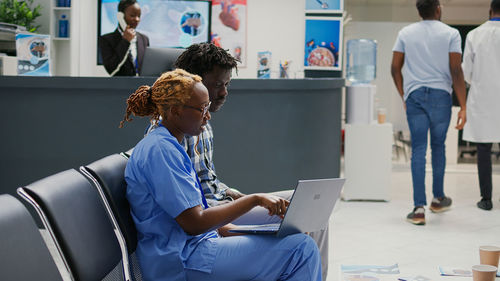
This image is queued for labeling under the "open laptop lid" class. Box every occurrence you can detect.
[276,178,344,237]
[229,178,345,237]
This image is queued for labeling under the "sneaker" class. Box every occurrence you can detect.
[429,196,452,213]
[407,207,425,225]
[477,199,492,211]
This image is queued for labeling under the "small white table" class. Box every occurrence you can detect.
[343,123,392,201]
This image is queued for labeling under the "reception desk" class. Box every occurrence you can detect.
[0,76,344,196]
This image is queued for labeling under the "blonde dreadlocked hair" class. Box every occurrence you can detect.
[119,68,202,128]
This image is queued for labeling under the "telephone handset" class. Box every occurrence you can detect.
[111,11,134,76]
[117,11,127,31]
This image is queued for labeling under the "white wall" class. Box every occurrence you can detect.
[33,0,490,79]
[77,0,108,76]
[237,0,306,78]
[75,0,309,78]
[346,3,489,24]
[33,0,49,34]
[344,21,411,131]
[343,2,490,131]
[36,0,310,77]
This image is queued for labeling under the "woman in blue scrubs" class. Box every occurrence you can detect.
[120,69,322,281]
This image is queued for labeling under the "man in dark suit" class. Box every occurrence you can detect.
[99,0,149,76]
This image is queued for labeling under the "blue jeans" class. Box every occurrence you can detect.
[406,87,452,207]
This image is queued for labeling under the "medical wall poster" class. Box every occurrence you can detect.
[257,51,271,79]
[211,0,247,67]
[15,33,51,76]
[305,0,343,13]
[304,16,343,71]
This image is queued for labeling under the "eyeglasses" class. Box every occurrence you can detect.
[183,101,211,116]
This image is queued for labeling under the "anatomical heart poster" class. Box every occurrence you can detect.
[211,0,247,67]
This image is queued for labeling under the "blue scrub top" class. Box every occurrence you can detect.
[125,126,218,281]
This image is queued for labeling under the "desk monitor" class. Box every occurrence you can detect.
[97,0,211,65]
[140,47,185,77]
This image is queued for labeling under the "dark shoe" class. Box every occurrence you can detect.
[477,199,492,211]
[429,196,452,213]
[407,207,425,225]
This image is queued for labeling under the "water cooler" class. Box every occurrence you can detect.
[343,39,391,201]
[345,39,377,124]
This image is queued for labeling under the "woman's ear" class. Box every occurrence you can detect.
[169,105,182,118]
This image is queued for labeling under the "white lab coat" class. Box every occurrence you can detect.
[462,20,500,143]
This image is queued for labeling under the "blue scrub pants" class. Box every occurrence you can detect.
[185,234,322,281]
[406,87,452,207]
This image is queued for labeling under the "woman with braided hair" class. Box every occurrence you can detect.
[120,68,322,281]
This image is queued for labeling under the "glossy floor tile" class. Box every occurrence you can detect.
[329,162,500,280]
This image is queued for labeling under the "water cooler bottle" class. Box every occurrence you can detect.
[343,39,392,201]
[345,39,377,124]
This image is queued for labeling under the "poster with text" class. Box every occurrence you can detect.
[304,16,343,71]
[211,0,247,67]
[15,33,51,76]
[305,0,343,13]
[257,51,271,79]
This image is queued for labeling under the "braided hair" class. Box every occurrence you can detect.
[119,69,202,128]
[174,43,239,77]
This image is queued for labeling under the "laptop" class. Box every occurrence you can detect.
[140,47,185,77]
[229,178,345,237]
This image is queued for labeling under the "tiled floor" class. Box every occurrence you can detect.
[329,161,500,280]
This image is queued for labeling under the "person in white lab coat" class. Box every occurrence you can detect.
[462,0,500,211]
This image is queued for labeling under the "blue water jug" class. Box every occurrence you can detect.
[346,39,377,84]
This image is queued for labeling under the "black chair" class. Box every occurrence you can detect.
[0,194,63,281]
[393,130,411,162]
[17,169,125,281]
[80,154,142,281]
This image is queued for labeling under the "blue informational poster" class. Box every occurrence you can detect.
[305,0,343,13]
[257,51,271,79]
[15,33,51,76]
[304,16,343,71]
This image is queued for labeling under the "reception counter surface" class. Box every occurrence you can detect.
[0,76,344,196]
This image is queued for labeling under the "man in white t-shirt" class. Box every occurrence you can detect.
[462,0,500,211]
[391,0,467,225]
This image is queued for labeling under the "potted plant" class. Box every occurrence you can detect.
[0,0,42,33]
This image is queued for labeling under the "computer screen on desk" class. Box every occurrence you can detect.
[99,0,211,47]
[97,0,211,65]
[140,47,185,77]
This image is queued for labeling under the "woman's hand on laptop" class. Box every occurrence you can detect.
[217,223,246,237]
[254,193,289,219]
